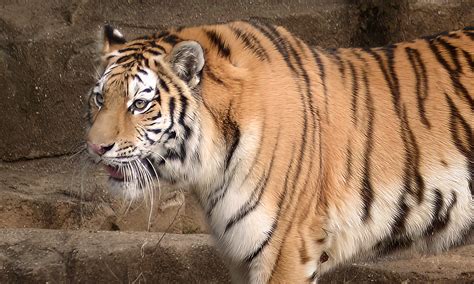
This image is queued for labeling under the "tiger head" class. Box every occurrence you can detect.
[86,25,207,198]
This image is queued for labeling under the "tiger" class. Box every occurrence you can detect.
[85,20,473,283]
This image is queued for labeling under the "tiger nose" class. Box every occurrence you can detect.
[87,142,115,156]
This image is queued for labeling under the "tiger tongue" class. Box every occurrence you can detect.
[104,165,124,180]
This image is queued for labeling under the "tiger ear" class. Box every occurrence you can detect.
[102,24,127,55]
[168,41,205,87]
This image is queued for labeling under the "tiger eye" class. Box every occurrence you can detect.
[133,99,147,110]
[94,93,104,107]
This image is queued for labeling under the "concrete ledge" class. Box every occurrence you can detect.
[0,229,230,283]
[0,229,472,283]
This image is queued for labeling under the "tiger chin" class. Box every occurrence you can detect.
[85,21,473,283]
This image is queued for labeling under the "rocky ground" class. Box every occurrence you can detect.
[0,156,472,283]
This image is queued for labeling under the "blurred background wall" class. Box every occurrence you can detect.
[0,0,473,161]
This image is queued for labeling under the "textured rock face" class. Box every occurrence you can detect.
[0,229,472,283]
[0,0,473,161]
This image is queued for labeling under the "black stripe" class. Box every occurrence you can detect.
[223,117,240,171]
[327,48,346,77]
[437,38,462,70]
[166,131,176,140]
[365,48,402,116]
[425,190,458,236]
[155,90,162,105]
[269,112,321,274]
[246,149,296,264]
[428,39,474,111]
[118,47,140,53]
[360,70,375,222]
[161,78,192,162]
[311,48,329,115]
[149,128,161,134]
[391,193,410,235]
[223,163,271,234]
[143,131,155,144]
[154,31,170,39]
[348,61,360,125]
[149,41,166,53]
[367,46,426,206]
[159,79,170,93]
[345,141,353,181]
[207,123,280,230]
[445,94,473,195]
[462,49,474,71]
[105,54,116,61]
[309,270,318,282]
[143,58,150,69]
[163,97,175,134]
[375,236,413,255]
[205,114,240,217]
[243,111,297,264]
[205,29,231,58]
[400,105,425,204]
[245,224,274,262]
[352,49,367,63]
[136,68,148,75]
[246,20,297,73]
[178,95,192,140]
[116,55,132,64]
[447,32,461,39]
[146,49,161,56]
[230,25,269,61]
[387,46,425,203]
[463,30,474,40]
[143,104,156,115]
[119,145,133,151]
[405,47,431,128]
[161,34,181,45]
[207,108,267,217]
[133,74,143,84]
[258,22,315,199]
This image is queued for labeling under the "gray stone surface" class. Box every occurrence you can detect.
[0,229,231,283]
[0,0,473,161]
[0,228,472,283]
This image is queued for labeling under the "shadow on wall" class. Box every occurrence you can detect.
[353,0,410,47]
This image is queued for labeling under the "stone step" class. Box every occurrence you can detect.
[0,229,472,283]
[0,156,208,234]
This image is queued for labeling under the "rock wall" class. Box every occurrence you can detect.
[0,0,473,161]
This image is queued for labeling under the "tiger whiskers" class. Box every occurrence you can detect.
[78,154,93,227]
[112,158,160,231]
[146,149,180,178]
[145,156,162,200]
[67,144,87,161]
[136,159,158,231]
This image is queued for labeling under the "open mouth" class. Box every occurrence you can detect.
[104,164,124,181]
[103,158,157,182]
